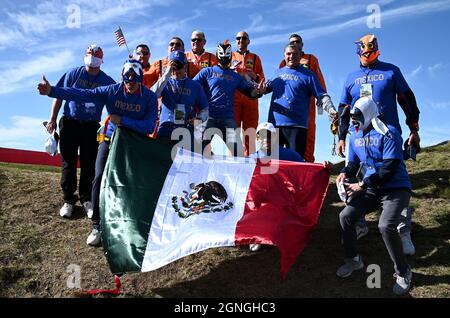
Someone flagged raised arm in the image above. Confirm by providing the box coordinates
[38,75,110,105]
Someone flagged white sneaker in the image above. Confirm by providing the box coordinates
[356,224,369,240]
[249,244,261,252]
[400,232,416,256]
[336,255,364,278]
[83,201,94,219]
[393,268,412,295]
[86,228,101,246]
[59,203,74,218]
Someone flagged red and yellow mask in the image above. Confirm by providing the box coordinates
[355,34,380,66]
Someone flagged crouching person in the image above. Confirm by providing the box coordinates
[335,96,412,295]
[38,59,158,246]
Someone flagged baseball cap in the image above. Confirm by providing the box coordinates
[256,122,276,134]
[169,50,187,65]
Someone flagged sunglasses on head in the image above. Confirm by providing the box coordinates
[191,38,203,43]
[236,36,248,41]
[169,42,182,47]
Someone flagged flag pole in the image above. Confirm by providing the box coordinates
[124,41,131,58]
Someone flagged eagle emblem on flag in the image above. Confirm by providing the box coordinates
[171,181,234,218]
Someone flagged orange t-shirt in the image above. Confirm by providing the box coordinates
[186,51,218,77]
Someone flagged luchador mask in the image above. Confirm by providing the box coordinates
[355,34,380,66]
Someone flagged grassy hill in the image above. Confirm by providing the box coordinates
[0,142,449,298]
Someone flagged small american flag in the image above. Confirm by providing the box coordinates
[114,27,126,47]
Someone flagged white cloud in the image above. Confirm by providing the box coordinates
[273,0,397,24]
[245,14,295,34]
[427,63,447,77]
[212,0,264,9]
[407,65,423,78]
[0,116,48,150]
[426,101,450,110]
[0,50,75,95]
[1,0,176,51]
[420,126,450,147]
[251,1,450,46]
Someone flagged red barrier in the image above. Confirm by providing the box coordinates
[0,147,79,168]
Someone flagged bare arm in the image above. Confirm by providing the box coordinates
[151,61,174,97]
[46,98,62,133]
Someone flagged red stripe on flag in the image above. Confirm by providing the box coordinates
[235,160,330,279]
[0,147,80,168]
[114,28,126,47]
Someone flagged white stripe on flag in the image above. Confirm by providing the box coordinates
[141,149,256,271]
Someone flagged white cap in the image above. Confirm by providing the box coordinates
[256,122,276,134]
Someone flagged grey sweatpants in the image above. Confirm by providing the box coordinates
[356,206,412,233]
[339,188,411,276]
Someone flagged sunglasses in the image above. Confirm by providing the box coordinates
[191,38,203,43]
[173,62,184,70]
[136,51,150,56]
[169,42,182,47]
[290,40,301,44]
[236,36,248,41]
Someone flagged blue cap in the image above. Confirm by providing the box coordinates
[169,50,187,64]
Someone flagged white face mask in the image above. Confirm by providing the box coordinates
[84,55,102,68]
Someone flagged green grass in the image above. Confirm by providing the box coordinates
[0,141,449,298]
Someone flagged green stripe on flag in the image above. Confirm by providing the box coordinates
[100,127,173,274]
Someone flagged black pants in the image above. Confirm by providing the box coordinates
[91,141,110,223]
[59,116,100,204]
[339,188,410,276]
[276,126,307,158]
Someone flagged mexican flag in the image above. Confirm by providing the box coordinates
[100,128,330,278]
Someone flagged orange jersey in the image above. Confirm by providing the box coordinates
[186,51,218,77]
[144,58,199,88]
[232,51,264,157]
[142,65,152,89]
[279,53,326,162]
[232,51,264,83]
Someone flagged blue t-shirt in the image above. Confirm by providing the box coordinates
[158,77,209,137]
[56,66,116,122]
[267,66,325,128]
[193,65,252,119]
[49,83,158,138]
[348,125,411,190]
[340,61,410,133]
[250,147,304,162]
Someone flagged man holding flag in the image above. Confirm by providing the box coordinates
[38,59,158,246]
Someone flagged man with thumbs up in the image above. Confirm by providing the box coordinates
[38,58,158,246]
[44,45,115,220]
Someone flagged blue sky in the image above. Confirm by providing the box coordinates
[0,0,449,163]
